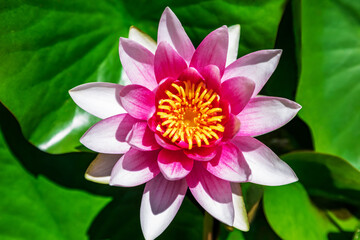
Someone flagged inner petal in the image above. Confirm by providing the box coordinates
[155,80,226,150]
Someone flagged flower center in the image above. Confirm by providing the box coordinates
[156,80,225,150]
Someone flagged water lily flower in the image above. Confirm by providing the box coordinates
[69,7,300,240]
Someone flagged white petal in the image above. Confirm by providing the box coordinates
[141,175,187,240]
[85,154,121,184]
[226,24,240,67]
[129,26,157,54]
[231,183,249,231]
[69,82,126,119]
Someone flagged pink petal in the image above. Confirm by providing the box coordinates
[186,163,234,226]
[119,38,157,90]
[154,134,181,151]
[141,174,187,240]
[158,7,195,63]
[190,26,229,76]
[231,183,249,231]
[184,147,217,161]
[69,82,125,119]
[223,50,282,97]
[178,67,204,84]
[154,41,188,82]
[126,121,160,151]
[85,154,121,184]
[119,84,155,120]
[221,77,255,115]
[158,149,194,180]
[222,114,241,142]
[109,148,160,187]
[203,142,250,182]
[226,25,241,67]
[129,26,157,54]
[232,136,298,186]
[237,96,302,136]
[201,65,221,93]
[80,114,137,154]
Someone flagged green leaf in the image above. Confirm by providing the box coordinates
[0,0,287,154]
[263,182,340,240]
[0,129,111,239]
[282,151,360,205]
[295,0,360,168]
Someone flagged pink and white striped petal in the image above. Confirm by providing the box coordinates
[226,24,240,67]
[221,77,255,115]
[203,142,250,182]
[119,84,155,120]
[141,175,187,240]
[110,148,160,187]
[119,38,157,90]
[223,50,282,97]
[237,96,302,136]
[230,183,249,231]
[190,26,229,76]
[80,114,137,154]
[187,163,234,226]
[129,26,157,54]
[69,82,125,119]
[232,136,298,186]
[158,149,194,180]
[154,41,188,82]
[126,121,160,151]
[158,7,195,63]
[85,154,121,184]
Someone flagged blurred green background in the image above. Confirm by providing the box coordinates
[0,0,359,239]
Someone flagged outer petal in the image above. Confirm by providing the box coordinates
[129,26,157,54]
[141,174,187,240]
[186,163,234,226]
[119,84,155,120]
[85,154,121,184]
[69,82,125,119]
[109,148,160,187]
[158,149,193,180]
[232,136,298,186]
[190,26,229,76]
[80,114,137,154]
[119,38,157,90]
[158,7,195,63]
[221,77,255,115]
[231,183,249,231]
[226,24,240,67]
[203,142,250,182]
[154,41,188,82]
[237,96,302,136]
[223,50,282,97]
[126,121,160,151]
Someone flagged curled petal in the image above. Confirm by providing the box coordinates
[237,96,302,136]
[190,26,229,76]
[158,149,193,180]
[158,7,195,63]
[223,49,282,97]
[232,136,298,186]
[154,41,188,82]
[119,38,157,90]
[226,24,241,67]
[80,114,137,154]
[141,175,187,240]
[129,26,157,54]
[231,183,249,231]
[154,134,181,151]
[126,121,160,151]
[69,82,125,119]
[119,84,155,120]
[203,142,250,182]
[187,163,234,226]
[221,77,255,115]
[110,148,160,187]
[85,154,121,184]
